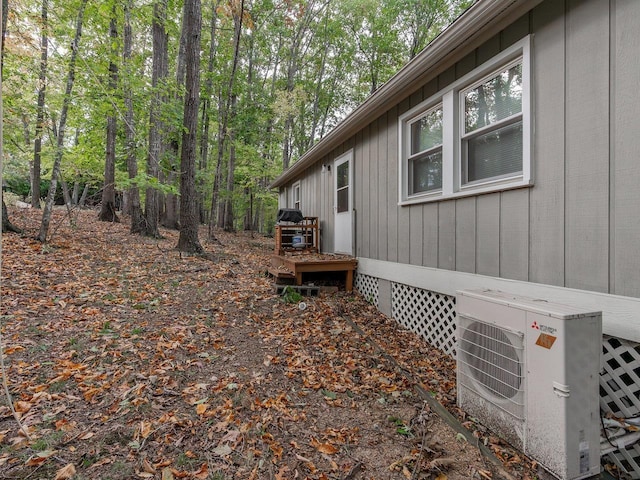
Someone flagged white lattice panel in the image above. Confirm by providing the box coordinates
[355,273,379,307]
[601,336,640,478]
[391,283,456,356]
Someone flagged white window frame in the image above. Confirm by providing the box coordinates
[293,181,301,210]
[406,103,443,197]
[399,36,532,205]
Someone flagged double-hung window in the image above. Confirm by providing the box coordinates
[461,60,523,186]
[408,105,443,195]
[399,36,531,204]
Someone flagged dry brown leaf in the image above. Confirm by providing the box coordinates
[15,401,32,413]
[54,463,76,480]
[25,450,57,466]
[140,420,153,439]
[275,464,289,480]
[161,467,175,480]
[142,457,156,474]
[88,457,112,469]
[196,403,208,415]
[192,463,209,479]
[314,442,338,455]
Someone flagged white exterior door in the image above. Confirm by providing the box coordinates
[334,151,353,254]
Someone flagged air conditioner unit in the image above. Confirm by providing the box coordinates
[456,289,602,480]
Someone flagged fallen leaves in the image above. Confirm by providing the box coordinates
[0,209,516,480]
[310,437,339,455]
[54,463,76,480]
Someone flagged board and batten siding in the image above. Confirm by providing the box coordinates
[341,0,640,301]
[279,0,640,307]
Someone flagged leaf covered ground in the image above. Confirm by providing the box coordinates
[0,208,536,480]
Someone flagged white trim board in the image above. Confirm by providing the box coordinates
[358,257,640,343]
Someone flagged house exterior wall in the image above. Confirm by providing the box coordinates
[278,0,640,301]
[278,2,640,473]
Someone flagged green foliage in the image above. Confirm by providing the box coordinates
[281,286,303,304]
[118,173,179,196]
[1,0,469,233]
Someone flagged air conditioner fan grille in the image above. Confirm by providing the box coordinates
[459,318,523,401]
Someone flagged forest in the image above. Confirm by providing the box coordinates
[1,0,471,248]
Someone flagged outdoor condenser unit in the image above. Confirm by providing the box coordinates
[456,289,602,480]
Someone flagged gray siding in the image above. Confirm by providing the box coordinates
[564,0,610,293]
[282,0,640,300]
[529,0,565,287]
[612,1,640,297]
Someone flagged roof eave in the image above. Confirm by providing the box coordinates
[269,0,544,189]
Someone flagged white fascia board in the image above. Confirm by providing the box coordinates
[358,257,640,343]
[269,0,544,189]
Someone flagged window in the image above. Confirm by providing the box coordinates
[399,36,531,204]
[461,60,523,185]
[408,105,443,195]
[293,182,301,210]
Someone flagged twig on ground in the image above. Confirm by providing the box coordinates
[0,326,32,441]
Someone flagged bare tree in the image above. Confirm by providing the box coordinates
[37,0,88,243]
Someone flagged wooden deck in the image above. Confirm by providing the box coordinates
[268,254,358,292]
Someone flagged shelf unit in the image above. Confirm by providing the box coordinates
[274,217,319,255]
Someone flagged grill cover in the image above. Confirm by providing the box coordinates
[276,208,304,223]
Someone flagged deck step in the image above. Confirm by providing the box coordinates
[267,267,295,279]
[275,284,320,297]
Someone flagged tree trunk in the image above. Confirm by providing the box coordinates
[198,0,219,225]
[99,8,120,223]
[31,0,48,208]
[162,2,188,231]
[177,0,204,254]
[143,0,169,238]
[223,94,236,232]
[243,187,252,231]
[210,0,244,234]
[98,9,119,222]
[79,183,89,208]
[2,199,21,233]
[123,0,143,232]
[37,0,87,242]
[161,174,178,229]
[72,181,79,205]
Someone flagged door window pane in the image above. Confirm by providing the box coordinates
[337,162,349,189]
[337,188,349,213]
[336,160,349,213]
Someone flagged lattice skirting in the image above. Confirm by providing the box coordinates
[355,273,379,307]
[601,336,640,478]
[390,282,456,357]
[377,280,640,478]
